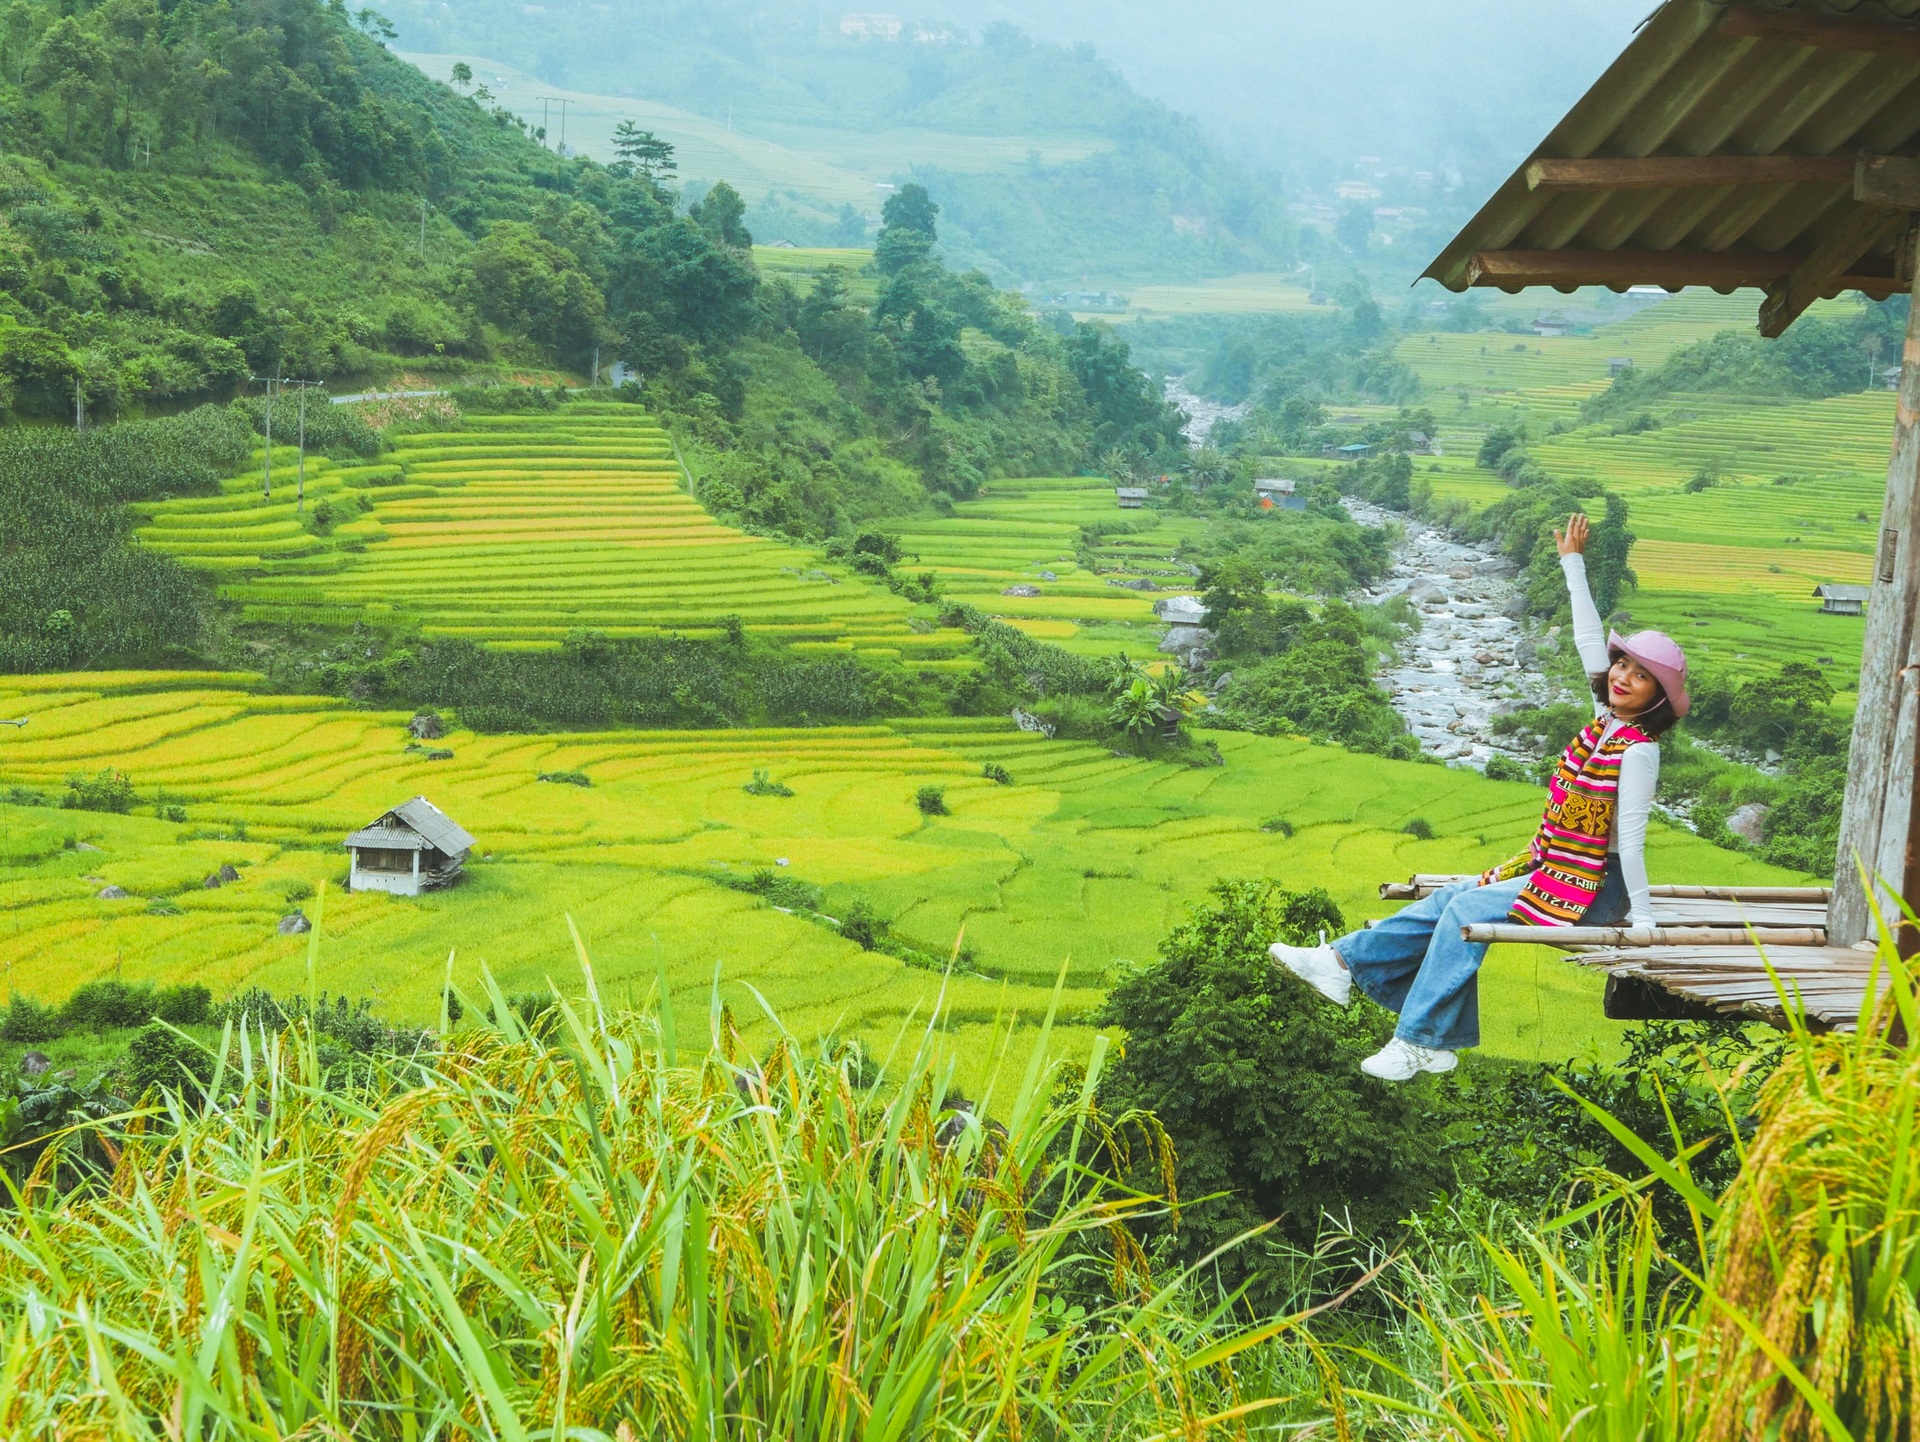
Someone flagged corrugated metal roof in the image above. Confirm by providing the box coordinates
[1424,0,1920,329]
[346,825,429,850]
[344,796,476,855]
[1814,581,1873,597]
[392,796,477,854]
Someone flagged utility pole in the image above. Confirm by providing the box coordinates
[418,198,428,259]
[278,380,326,513]
[73,377,84,431]
[591,344,599,386]
[252,373,281,499]
[538,97,572,154]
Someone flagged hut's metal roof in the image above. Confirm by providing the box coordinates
[345,825,429,851]
[1114,487,1150,498]
[344,796,477,855]
[1813,581,1874,598]
[1423,0,1920,334]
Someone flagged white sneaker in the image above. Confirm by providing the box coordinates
[1360,1037,1457,1082]
[1269,941,1352,1007]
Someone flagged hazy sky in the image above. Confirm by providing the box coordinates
[945,0,1653,185]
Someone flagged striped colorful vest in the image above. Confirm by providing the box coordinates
[1481,713,1652,927]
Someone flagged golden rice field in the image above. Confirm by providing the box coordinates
[0,672,1807,1073]
[135,402,967,662]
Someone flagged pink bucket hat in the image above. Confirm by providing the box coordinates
[1607,629,1691,718]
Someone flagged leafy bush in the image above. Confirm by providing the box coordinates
[61,979,159,1032]
[0,996,61,1043]
[121,1023,214,1101]
[1259,817,1294,836]
[153,984,212,1026]
[1482,754,1532,783]
[1402,817,1435,840]
[839,898,889,950]
[914,785,949,816]
[742,769,794,797]
[62,769,135,814]
[1098,880,1451,1304]
[539,770,593,787]
[982,762,1013,785]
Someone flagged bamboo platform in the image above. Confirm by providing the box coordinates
[1378,875,1883,1030]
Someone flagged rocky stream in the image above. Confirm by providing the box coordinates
[1343,499,1571,770]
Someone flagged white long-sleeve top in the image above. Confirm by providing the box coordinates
[1560,552,1658,926]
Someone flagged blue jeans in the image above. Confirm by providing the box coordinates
[1330,859,1628,1052]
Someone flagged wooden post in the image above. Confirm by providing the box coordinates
[1832,226,1920,947]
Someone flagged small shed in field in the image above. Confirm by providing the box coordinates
[1328,442,1372,461]
[346,796,476,896]
[1115,486,1148,509]
[1813,582,1870,616]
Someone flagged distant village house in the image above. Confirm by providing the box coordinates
[1323,441,1372,460]
[1114,486,1149,509]
[839,12,902,39]
[1812,583,1870,616]
[346,796,476,896]
[1254,477,1307,510]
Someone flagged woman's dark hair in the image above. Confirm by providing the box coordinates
[1592,653,1678,738]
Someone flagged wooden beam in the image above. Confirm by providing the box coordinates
[1650,884,1832,902]
[1857,154,1920,210]
[1719,2,1920,56]
[1525,155,1856,190]
[1465,248,1897,293]
[1759,205,1909,339]
[1463,924,1828,947]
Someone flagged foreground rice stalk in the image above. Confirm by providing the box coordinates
[1351,1201,1691,1442]
[1686,906,1920,1442]
[0,952,1300,1438]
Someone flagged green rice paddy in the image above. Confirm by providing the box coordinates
[891,476,1209,655]
[0,671,1805,1078]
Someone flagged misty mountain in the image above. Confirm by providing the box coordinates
[385,0,1295,282]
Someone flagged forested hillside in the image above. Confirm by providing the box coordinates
[381,0,1293,281]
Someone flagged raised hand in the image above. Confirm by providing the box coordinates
[1554,512,1590,556]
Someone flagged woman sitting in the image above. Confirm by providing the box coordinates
[1269,511,1691,1081]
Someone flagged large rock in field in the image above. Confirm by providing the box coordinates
[97,885,129,900]
[278,910,312,935]
[1001,584,1042,597]
[1727,803,1771,844]
[408,712,446,740]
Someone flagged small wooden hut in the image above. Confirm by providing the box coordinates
[1415,0,1920,1020]
[1114,486,1148,509]
[1813,582,1870,615]
[345,796,476,896]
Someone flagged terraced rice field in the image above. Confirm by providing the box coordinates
[136,402,959,661]
[889,477,1210,655]
[0,672,1806,1066]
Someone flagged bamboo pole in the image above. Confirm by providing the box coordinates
[1462,924,1827,947]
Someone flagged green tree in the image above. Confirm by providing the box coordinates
[466,222,609,359]
[611,122,676,183]
[450,60,471,89]
[30,15,107,145]
[873,183,939,274]
[1098,882,1448,1304]
[689,180,751,249]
